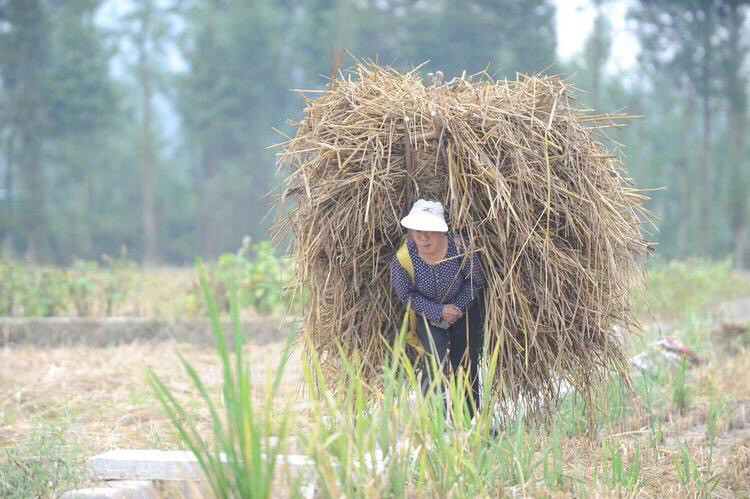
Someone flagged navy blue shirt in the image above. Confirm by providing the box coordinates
[390,236,486,323]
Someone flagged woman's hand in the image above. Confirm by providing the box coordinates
[442,304,463,324]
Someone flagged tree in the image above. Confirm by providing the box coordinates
[720,0,750,267]
[177,0,286,258]
[583,0,613,111]
[407,0,557,78]
[45,0,119,261]
[119,0,176,264]
[630,0,725,257]
[0,0,50,262]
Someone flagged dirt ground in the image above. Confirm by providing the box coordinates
[0,340,306,452]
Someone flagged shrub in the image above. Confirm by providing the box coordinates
[186,238,296,317]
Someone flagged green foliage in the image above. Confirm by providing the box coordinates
[177,0,286,256]
[0,260,19,315]
[542,425,565,488]
[674,445,721,495]
[596,440,641,490]
[0,425,85,498]
[635,371,666,454]
[67,259,98,316]
[0,260,68,316]
[99,249,137,315]
[671,359,691,414]
[0,242,297,318]
[0,0,749,264]
[46,1,116,137]
[148,267,295,498]
[186,239,296,317]
[706,395,727,446]
[0,253,135,317]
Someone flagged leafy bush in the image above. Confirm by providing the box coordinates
[67,260,98,316]
[186,238,296,317]
[0,250,135,317]
[0,262,68,317]
[99,249,136,315]
[0,260,23,315]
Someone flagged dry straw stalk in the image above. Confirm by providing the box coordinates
[274,61,653,418]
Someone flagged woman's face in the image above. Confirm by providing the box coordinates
[410,230,445,254]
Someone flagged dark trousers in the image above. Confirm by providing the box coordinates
[416,296,484,420]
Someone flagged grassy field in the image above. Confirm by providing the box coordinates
[1,259,749,497]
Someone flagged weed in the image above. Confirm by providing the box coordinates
[706,396,727,446]
[0,425,85,498]
[672,358,691,413]
[542,424,565,489]
[597,440,641,489]
[148,266,296,498]
[674,445,721,495]
[100,247,135,315]
[68,260,98,316]
[634,368,667,454]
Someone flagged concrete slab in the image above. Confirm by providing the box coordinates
[88,450,203,481]
[88,449,315,482]
[58,480,155,499]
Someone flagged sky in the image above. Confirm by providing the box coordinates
[555,0,640,73]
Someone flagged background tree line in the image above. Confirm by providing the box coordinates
[0,0,747,266]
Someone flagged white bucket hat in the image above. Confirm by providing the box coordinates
[400,199,449,232]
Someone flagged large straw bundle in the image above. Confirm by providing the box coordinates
[275,62,651,416]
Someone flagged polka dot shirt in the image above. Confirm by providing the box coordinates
[390,235,486,323]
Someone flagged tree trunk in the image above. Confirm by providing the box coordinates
[3,131,15,258]
[698,5,713,257]
[590,0,605,111]
[677,91,694,258]
[23,131,43,264]
[135,2,159,265]
[198,144,221,259]
[735,226,748,269]
[726,0,748,268]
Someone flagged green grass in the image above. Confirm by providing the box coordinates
[674,445,721,495]
[596,440,641,490]
[671,359,691,414]
[148,266,296,498]
[634,257,750,319]
[0,424,85,498]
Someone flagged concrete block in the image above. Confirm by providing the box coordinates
[88,450,203,481]
[59,480,156,499]
[88,449,315,482]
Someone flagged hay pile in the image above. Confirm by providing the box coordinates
[275,62,651,415]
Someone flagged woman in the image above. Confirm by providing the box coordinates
[390,199,486,420]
